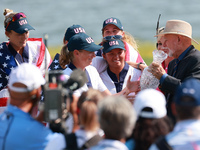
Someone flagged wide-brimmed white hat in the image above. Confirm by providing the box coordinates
[133,89,166,119]
[155,20,198,44]
[8,63,45,92]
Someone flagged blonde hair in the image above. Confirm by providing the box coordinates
[80,100,99,131]
[59,44,74,69]
[78,88,104,108]
[3,8,16,29]
[123,31,138,51]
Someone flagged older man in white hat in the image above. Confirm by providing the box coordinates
[0,63,66,150]
[148,20,200,124]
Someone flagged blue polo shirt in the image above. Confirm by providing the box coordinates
[0,104,65,150]
[107,62,129,93]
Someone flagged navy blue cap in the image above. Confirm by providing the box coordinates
[103,39,125,53]
[174,78,200,106]
[102,17,123,31]
[6,18,34,34]
[64,25,86,42]
[67,33,102,52]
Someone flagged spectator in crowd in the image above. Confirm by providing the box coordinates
[68,88,104,133]
[149,78,200,149]
[91,96,136,150]
[77,88,104,111]
[0,8,52,113]
[126,89,173,150]
[0,63,65,150]
[65,99,103,149]
[148,20,200,123]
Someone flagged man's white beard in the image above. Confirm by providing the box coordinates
[168,48,173,57]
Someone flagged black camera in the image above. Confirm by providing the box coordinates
[43,69,87,124]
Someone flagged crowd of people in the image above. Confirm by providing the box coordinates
[1,8,200,150]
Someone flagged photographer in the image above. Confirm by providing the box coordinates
[0,63,65,150]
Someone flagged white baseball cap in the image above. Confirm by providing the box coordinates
[8,63,45,92]
[134,89,166,119]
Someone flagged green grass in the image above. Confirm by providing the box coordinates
[137,41,155,65]
[48,45,62,59]
[48,41,200,66]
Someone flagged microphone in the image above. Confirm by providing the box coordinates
[59,69,88,91]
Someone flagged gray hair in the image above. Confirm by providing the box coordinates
[98,96,136,140]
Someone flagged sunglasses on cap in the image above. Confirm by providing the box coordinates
[5,12,26,30]
[103,35,123,40]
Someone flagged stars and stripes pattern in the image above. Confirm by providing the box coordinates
[40,53,63,102]
[0,42,17,92]
[0,42,17,107]
[0,38,52,107]
[48,53,63,71]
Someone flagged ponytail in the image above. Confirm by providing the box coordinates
[59,44,74,69]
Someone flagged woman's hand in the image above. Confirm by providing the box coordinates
[126,75,140,93]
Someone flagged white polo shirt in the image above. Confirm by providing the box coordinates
[63,63,107,97]
[100,63,141,94]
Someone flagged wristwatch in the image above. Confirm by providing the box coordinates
[137,62,144,70]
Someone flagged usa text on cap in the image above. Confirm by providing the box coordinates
[6,12,34,34]
[102,17,123,31]
[67,33,102,52]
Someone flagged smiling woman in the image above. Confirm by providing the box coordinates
[61,33,109,98]
[100,38,141,103]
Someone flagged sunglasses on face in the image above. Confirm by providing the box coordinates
[5,12,26,30]
[103,35,123,40]
[156,42,162,49]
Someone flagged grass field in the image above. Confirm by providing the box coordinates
[48,41,200,66]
